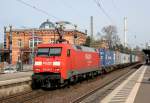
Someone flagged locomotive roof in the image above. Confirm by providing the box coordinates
[37,43,97,52]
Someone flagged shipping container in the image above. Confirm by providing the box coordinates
[130,54,132,63]
[133,54,136,62]
[130,54,136,63]
[120,53,124,64]
[127,54,130,63]
[115,51,121,65]
[99,49,114,67]
[105,50,114,66]
[135,55,138,62]
[120,53,130,64]
[99,48,105,67]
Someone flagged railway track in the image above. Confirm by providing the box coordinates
[72,64,142,103]
[0,63,142,103]
[0,90,48,103]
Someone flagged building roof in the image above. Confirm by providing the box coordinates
[5,19,87,35]
[39,19,55,29]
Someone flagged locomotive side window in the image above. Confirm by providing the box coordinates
[67,49,70,57]
[49,47,62,56]
[37,48,49,56]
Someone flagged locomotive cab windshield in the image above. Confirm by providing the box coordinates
[37,47,62,56]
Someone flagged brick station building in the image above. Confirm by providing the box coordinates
[3,20,87,64]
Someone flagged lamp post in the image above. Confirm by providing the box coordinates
[32,29,35,65]
[74,25,77,45]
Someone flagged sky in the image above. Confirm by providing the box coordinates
[0,0,149,49]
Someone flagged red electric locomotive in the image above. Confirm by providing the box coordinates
[32,43,101,88]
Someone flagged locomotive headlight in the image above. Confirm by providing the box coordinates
[34,61,42,66]
[53,61,60,66]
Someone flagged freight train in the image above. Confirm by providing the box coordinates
[31,43,140,89]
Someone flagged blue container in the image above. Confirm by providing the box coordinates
[99,49,114,67]
[105,50,114,66]
[99,48,106,67]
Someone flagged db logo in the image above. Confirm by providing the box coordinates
[85,54,92,60]
[43,62,52,65]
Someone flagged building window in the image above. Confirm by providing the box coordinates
[29,38,42,48]
[18,39,23,48]
[49,38,55,43]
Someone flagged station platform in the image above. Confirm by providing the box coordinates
[0,71,32,81]
[100,65,150,103]
[0,71,32,87]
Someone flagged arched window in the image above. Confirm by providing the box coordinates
[29,37,42,48]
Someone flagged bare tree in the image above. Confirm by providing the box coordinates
[102,25,120,49]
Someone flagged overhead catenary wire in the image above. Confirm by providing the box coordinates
[58,0,88,32]
[93,0,114,23]
[16,0,60,20]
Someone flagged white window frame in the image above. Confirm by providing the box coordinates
[29,38,42,48]
[18,39,23,48]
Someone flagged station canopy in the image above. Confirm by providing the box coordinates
[143,49,150,58]
[143,49,150,55]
